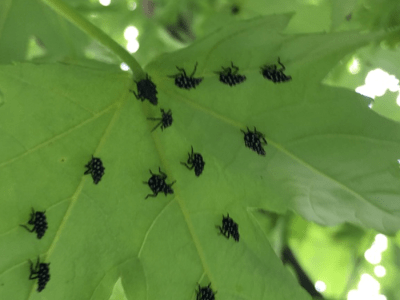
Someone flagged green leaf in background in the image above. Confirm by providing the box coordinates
[2,2,400,300]
[0,0,89,64]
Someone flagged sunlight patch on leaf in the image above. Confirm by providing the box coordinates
[109,278,128,300]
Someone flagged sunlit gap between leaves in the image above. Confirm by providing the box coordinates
[314,233,388,300]
[120,25,140,71]
[352,58,400,108]
[348,234,388,300]
[99,0,137,10]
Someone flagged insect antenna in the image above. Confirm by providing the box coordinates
[190,62,199,77]
[277,57,285,71]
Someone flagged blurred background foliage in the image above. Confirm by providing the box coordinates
[2,0,400,299]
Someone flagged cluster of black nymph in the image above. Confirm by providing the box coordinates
[20,209,51,292]
[130,58,291,105]
[130,58,290,157]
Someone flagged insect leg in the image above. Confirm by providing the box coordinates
[130,89,140,100]
[150,121,162,132]
[145,193,158,199]
[181,162,194,170]
[20,224,35,232]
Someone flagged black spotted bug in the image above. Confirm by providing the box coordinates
[241,127,267,156]
[130,73,158,105]
[217,213,239,242]
[196,283,216,300]
[20,208,48,239]
[168,62,203,89]
[143,167,176,199]
[147,108,173,132]
[84,155,105,184]
[181,146,205,176]
[28,257,50,292]
[260,57,292,83]
[215,62,246,86]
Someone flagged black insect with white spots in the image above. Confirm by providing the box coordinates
[241,127,267,156]
[168,62,203,89]
[143,167,176,199]
[181,146,205,176]
[130,73,158,105]
[20,208,48,239]
[215,62,246,86]
[260,57,292,83]
[196,283,216,300]
[147,108,173,132]
[28,257,50,292]
[84,155,105,184]
[217,213,239,242]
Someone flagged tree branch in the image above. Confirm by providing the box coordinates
[281,245,324,299]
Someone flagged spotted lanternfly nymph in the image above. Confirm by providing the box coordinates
[84,155,105,184]
[215,62,246,86]
[168,62,203,89]
[147,108,173,132]
[181,146,205,176]
[28,257,50,292]
[130,73,158,105]
[217,213,239,242]
[196,283,216,300]
[260,57,292,83]
[241,127,267,156]
[143,167,176,199]
[20,208,48,239]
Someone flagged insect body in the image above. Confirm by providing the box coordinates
[181,146,205,176]
[260,57,291,83]
[147,108,173,132]
[130,73,158,105]
[168,62,203,89]
[143,167,176,199]
[20,208,48,239]
[241,127,267,156]
[196,283,216,300]
[217,213,239,242]
[215,62,246,86]
[84,155,105,184]
[28,257,50,292]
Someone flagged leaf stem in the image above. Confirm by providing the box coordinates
[40,0,145,80]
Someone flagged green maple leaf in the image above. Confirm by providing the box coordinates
[1,8,400,300]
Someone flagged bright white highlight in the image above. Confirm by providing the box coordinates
[364,234,388,265]
[315,281,326,292]
[99,0,111,6]
[124,26,139,40]
[364,249,382,264]
[120,63,129,71]
[347,274,385,300]
[127,40,139,53]
[373,234,388,252]
[349,58,360,74]
[128,1,137,10]
[374,266,386,278]
[358,274,380,293]
[356,69,400,100]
